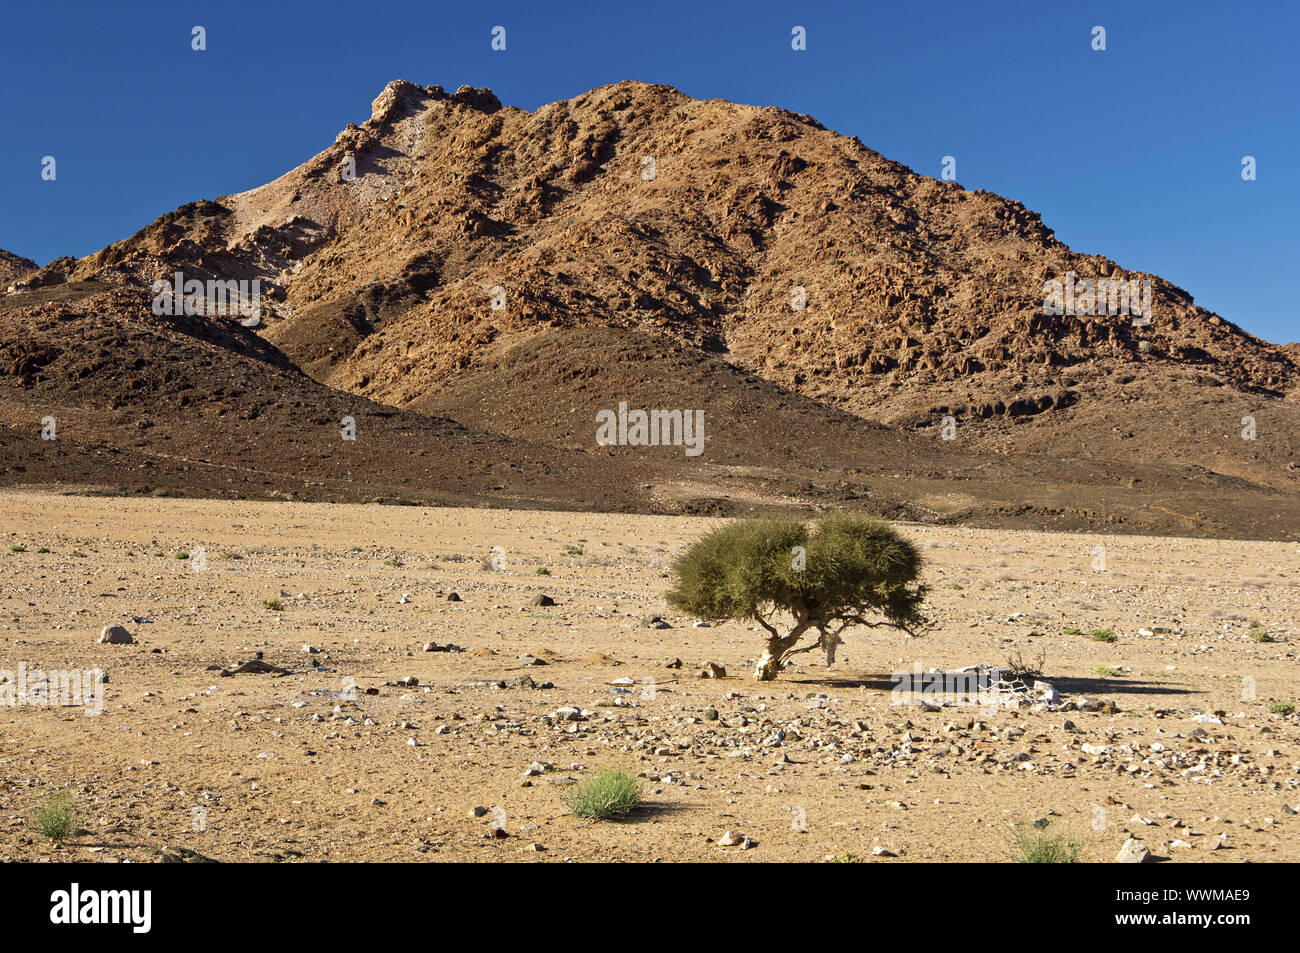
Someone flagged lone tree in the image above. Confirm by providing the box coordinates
[665,513,928,680]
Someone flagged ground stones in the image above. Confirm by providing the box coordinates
[98,624,133,645]
[1115,838,1152,863]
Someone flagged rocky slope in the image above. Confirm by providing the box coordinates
[0,249,36,288]
[4,80,1296,535]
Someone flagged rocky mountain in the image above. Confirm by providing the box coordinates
[4,80,1297,536]
[0,249,36,288]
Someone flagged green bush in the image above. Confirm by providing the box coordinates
[1088,628,1117,643]
[1010,822,1079,863]
[31,791,76,842]
[666,513,926,680]
[565,768,640,820]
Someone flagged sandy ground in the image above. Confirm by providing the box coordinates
[0,489,1296,863]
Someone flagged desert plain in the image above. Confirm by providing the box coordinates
[0,488,1296,863]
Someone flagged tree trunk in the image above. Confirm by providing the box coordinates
[822,628,843,665]
[753,623,813,681]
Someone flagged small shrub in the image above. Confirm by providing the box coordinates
[1268,702,1295,716]
[1010,822,1079,863]
[384,558,403,568]
[1088,629,1117,643]
[1247,622,1273,643]
[31,791,76,842]
[36,546,50,554]
[9,545,26,553]
[1092,666,1121,678]
[831,852,864,863]
[175,551,189,560]
[1062,625,1081,635]
[565,768,640,820]
[535,567,551,576]
[70,550,88,558]
[1005,648,1046,680]
[262,598,285,611]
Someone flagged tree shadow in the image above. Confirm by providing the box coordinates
[780,671,1197,697]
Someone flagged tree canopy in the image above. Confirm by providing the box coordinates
[666,513,927,679]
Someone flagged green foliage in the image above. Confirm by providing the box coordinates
[262,598,284,611]
[665,513,927,679]
[1010,822,1080,863]
[1088,628,1116,643]
[31,791,76,842]
[1267,702,1295,716]
[1092,666,1121,678]
[565,768,640,820]
[666,513,925,632]
[1247,621,1273,642]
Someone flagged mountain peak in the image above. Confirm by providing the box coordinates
[6,80,1297,520]
[0,249,37,288]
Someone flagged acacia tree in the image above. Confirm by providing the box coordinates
[665,513,928,680]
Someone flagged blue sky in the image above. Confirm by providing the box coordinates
[2,0,1295,343]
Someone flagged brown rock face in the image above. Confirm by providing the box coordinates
[3,80,1297,536]
[0,249,37,287]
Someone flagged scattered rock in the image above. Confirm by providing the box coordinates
[98,624,133,645]
[1116,838,1152,863]
[154,845,218,864]
[220,658,292,677]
